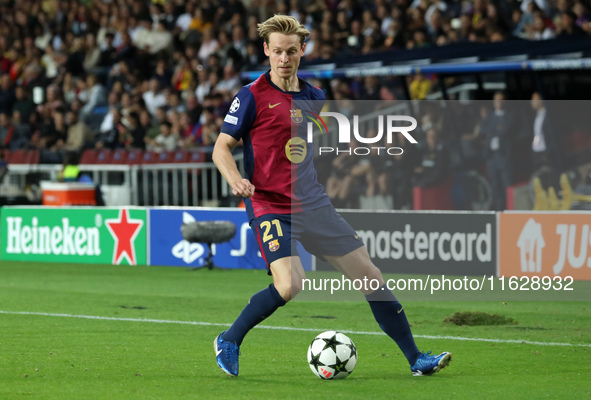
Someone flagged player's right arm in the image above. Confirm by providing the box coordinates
[212,133,255,198]
[213,87,257,198]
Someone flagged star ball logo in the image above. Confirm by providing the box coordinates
[229,97,240,113]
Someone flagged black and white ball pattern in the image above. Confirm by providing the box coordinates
[307,331,357,380]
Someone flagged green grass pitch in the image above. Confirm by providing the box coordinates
[0,261,589,399]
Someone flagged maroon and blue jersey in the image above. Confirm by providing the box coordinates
[221,71,331,222]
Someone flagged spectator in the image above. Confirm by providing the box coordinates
[185,93,203,125]
[83,33,101,72]
[189,7,213,33]
[9,110,31,150]
[98,32,117,67]
[65,35,85,77]
[62,73,78,103]
[198,28,219,63]
[167,92,186,116]
[325,141,373,208]
[413,127,450,188]
[195,68,212,104]
[153,59,172,90]
[38,84,64,120]
[530,92,562,172]
[216,65,241,94]
[485,3,511,37]
[41,44,59,79]
[64,110,94,152]
[145,106,168,142]
[391,132,421,208]
[142,79,167,116]
[574,1,591,29]
[176,2,195,32]
[244,41,264,70]
[178,111,200,148]
[522,0,552,17]
[0,112,13,148]
[147,121,179,152]
[216,30,234,65]
[481,92,516,210]
[134,20,173,55]
[80,74,107,119]
[49,109,68,152]
[232,25,248,61]
[347,20,364,52]
[120,111,145,150]
[0,74,15,114]
[361,76,382,100]
[12,86,35,122]
[116,31,136,65]
[108,61,135,93]
[0,145,7,183]
[171,58,193,91]
[409,74,432,100]
[558,10,586,36]
[97,108,123,150]
[530,11,556,39]
[461,105,487,169]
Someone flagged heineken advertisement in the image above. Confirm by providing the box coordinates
[1,207,147,265]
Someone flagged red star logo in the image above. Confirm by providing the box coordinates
[105,209,144,265]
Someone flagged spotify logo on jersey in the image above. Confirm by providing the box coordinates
[285,137,307,164]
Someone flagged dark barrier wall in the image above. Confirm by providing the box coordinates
[316,211,497,276]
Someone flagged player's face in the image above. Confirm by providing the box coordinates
[264,32,305,80]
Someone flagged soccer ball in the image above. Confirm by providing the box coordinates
[307,331,357,380]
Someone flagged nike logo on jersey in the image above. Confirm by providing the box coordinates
[268,102,281,108]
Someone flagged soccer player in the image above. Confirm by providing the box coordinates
[212,15,451,377]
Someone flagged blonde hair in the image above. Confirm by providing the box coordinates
[257,15,310,46]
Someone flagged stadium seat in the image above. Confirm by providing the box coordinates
[79,149,98,164]
[142,151,168,164]
[27,150,40,164]
[167,149,190,163]
[111,149,129,164]
[126,149,144,165]
[4,150,18,164]
[5,149,39,164]
[189,150,206,163]
[413,178,455,210]
[95,149,113,163]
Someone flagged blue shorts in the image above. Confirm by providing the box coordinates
[251,205,364,269]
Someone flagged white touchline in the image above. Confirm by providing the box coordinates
[0,310,589,348]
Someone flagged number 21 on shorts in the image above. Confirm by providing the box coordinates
[260,219,283,243]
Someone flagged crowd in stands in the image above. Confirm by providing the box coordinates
[0,0,589,208]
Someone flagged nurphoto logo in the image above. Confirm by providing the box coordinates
[304,111,418,156]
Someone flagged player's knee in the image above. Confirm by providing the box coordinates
[363,263,383,284]
[274,279,299,302]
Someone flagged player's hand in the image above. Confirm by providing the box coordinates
[232,179,255,198]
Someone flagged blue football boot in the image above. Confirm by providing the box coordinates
[214,331,240,376]
[411,351,452,376]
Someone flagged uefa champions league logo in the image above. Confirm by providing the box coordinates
[229,98,240,113]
